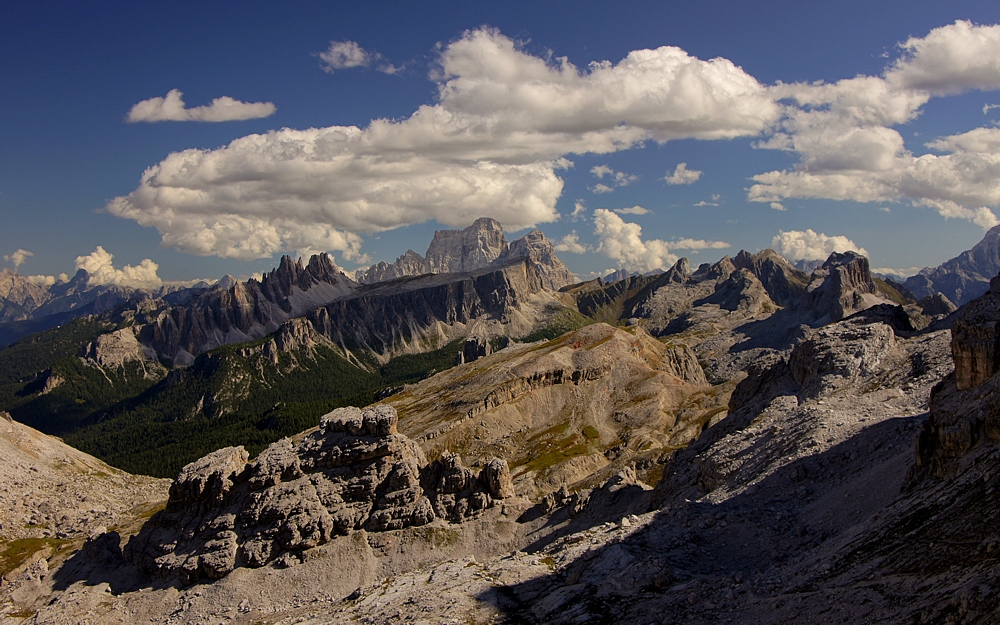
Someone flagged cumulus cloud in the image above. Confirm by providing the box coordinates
[593,209,728,273]
[749,21,1000,229]
[26,275,56,286]
[664,162,702,185]
[570,200,588,220]
[770,202,786,211]
[554,231,589,254]
[614,205,650,215]
[886,20,1000,95]
[75,247,162,289]
[4,249,32,269]
[590,165,638,193]
[318,40,401,75]
[109,28,778,261]
[126,89,276,123]
[770,229,869,262]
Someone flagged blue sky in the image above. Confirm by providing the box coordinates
[2,1,1000,286]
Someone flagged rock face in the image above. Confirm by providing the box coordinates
[496,229,575,291]
[802,251,882,323]
[732,249,808,307]
[356,218,574,291]
[304,258,551,360]
[81,327,155,370]
[129,405,513,582]
[426,217,508,274]
[918,274,1000,474]
[905,223,1000,304]
[134,253,355,366]
[949,275,1000,391]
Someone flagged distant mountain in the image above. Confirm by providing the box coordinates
[357,217,574,290]
[0,268,203,347]
[904,224,1000,305]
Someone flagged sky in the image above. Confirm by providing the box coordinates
[2,1,1000,287]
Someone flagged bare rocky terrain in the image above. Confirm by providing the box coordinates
[5,233,1000,623]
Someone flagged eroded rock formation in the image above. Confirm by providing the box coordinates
[128,405,513,582]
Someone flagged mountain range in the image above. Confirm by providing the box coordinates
[4,218,1000,622]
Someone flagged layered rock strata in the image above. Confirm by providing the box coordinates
[128,405,514,582]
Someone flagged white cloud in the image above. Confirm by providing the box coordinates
[109,28,778,261]
[770,202,786,211]
[126,89,276,123]
[664,162,702,185]
[593,209,728,273]
[770,229,869,262]
[886,20,1000,95]
[570,200,588,220]
[319,41,371,72]
[318,40,401,75]
[694,194,722,207]
[554,231,589,254]
[75,247,163,289]
[26,275,55,286]
[590,165,638,192]
[614,205,650,215]
[748,21,1000,229]
[872,266,922,278]
[672,238,731,251]
[4,248,32,269]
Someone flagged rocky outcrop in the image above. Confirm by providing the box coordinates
[81,327,153,369]
[696,268,776,315]
[905,223,1000,305]
[919,292,958,317]
[803,251,882,323]
[912,276,1000,475]
[949,275,1000,391]
[128,405,513,582]
[789,318,898,397]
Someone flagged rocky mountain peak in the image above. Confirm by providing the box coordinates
[804,250,882,323]
[355,218,573,290]
[733,248,808,306]
[498,228,574,290]
[426,217,508,274]
[904,223,1000,305]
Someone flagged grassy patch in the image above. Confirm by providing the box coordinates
[582,425,600,441]
[520,306,594,343]
[0,537,69,577]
